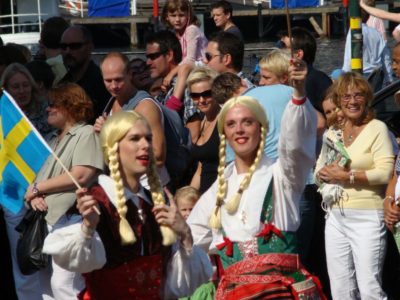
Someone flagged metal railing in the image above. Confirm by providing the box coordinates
[0,0,44,34]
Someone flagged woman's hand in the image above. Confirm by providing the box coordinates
[76,188,100,230]
[153,194,193,250]
[24,183,39,202]
[384,197,400,231]
[289,58,307,98]
[318,159,349,184]
[30,196,48,212]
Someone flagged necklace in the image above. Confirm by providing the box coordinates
[240,210,248,224]
[199,119,215,137]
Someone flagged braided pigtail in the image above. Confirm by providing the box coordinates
[147,154,177,246]
[209,133,227,229]
[224,127,266,214]
[108,143,136,245]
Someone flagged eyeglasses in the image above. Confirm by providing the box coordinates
[59,42,86,50]
[205,53,222,62]
[146,51,166,61]
[341,92,365,102]
[190,90,212,100]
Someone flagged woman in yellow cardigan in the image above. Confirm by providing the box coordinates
[316,72,394,300]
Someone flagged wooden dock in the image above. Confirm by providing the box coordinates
[70,2,341,46]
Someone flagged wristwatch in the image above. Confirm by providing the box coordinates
[32,182,40,196]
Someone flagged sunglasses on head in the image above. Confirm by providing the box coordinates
[190,90,212,100]
[146,51,167,61]
[60,42,86,50]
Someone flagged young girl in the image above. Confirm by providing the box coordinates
[175,186,200,220]
[315,84,349,212]
[161,0,208,112]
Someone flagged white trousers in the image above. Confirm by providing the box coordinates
[325,208,387,300]
[40,214,85,300]
[2,206,42,300]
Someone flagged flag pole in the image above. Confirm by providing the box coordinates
[2,90,100,215]
[49,153,101,215]
[284,0,293,57]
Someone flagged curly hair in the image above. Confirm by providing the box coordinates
[333,72,375,124]
[48,83,93,123]
[100,111,176,245]
[209,96,269,228]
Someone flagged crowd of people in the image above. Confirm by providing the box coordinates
[1,0,400,299]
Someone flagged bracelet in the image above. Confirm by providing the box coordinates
[291,95,307,105]
[349,170,355,184]
[384,195,394,203]
[81,224,95,239]
[32,182,40,196]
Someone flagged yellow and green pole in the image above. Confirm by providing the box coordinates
[349,0,362,73]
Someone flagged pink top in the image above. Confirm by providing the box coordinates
[367,16,387,41]
[178,24,208,64]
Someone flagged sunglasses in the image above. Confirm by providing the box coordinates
[190,90,212,100]
[146,51,166,61]
[60,42,86,50]
[205,53,222,62]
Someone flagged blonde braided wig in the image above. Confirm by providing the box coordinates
[100,111,175,245]
[209,96,269,229]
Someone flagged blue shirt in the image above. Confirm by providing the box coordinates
[342,24,392,84]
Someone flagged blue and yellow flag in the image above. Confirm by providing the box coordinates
[0,91,51,214]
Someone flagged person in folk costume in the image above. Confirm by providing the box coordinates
[187,58,326,299]
[43,110,212,300]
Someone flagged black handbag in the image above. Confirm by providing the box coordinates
[15,209,50,275]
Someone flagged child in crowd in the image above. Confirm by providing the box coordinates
[161,0,208,111]
[174,186,200,220]
[315,84,349,212]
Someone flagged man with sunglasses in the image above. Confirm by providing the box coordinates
[204,32,252,87]
[145,31,201,140]
[60,25,110,120]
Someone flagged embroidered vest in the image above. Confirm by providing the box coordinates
[217,180,297,269]
[80,185,169,300]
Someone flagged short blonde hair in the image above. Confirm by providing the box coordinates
[259,49,290,81]
[186,66,219,91]
[100,111,176,246]
[174,186,200,207]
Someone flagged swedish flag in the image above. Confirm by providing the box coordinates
[0,91,51,213]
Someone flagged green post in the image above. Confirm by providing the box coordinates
[349,0,363,73]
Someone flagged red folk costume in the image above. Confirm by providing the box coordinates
[42,175,213,300]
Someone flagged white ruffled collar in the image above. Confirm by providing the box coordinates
[98,174,152,208]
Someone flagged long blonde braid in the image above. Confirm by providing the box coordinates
[147,153,177,246]
[209,133,227,229]
[108,143,136,245]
